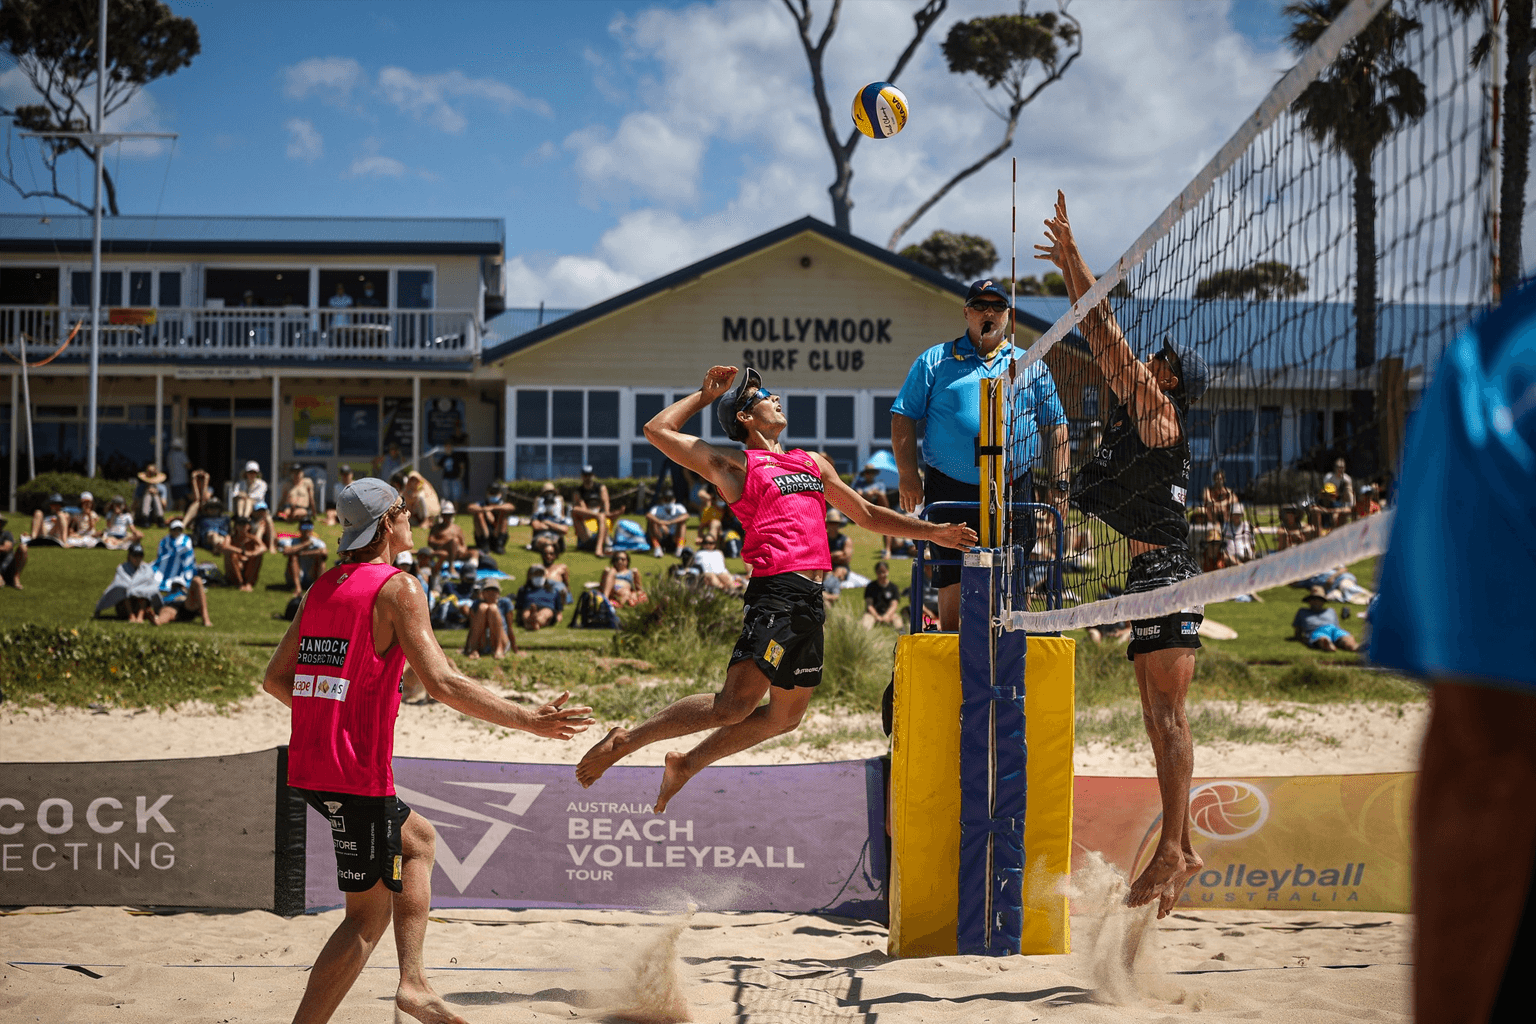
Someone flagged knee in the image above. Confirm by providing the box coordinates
[711,691,758,725]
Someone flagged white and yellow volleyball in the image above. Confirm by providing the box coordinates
[852,81,909,139]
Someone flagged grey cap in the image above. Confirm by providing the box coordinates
[337,478,399,551]
[715,366,764,443]
[1157,337,1210,405]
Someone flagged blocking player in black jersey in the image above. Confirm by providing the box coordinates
[1037,191,1211,918]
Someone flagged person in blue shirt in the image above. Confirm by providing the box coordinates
[151,519,212,626]
[1371,283,1536,1023]
[892,279,1069,630]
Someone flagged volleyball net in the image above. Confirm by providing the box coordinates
[996,0,1491,631]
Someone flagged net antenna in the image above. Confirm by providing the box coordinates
[998,0,1490,631]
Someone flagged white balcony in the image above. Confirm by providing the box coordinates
[0,305,481,363]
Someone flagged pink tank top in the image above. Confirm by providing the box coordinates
[287,562,408,796]
[732,448,833,576]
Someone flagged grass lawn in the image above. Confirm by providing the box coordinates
[0,512,1423,714]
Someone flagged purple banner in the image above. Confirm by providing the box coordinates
[304,758,886,918]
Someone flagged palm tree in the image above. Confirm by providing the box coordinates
[1286,0,1426,474]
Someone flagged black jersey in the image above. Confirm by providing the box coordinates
[577,480,604,507]
[1071,400,1191,547]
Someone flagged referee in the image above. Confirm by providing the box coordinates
[892,279,1070,631]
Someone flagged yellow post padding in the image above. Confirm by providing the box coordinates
[888,633,1075,957]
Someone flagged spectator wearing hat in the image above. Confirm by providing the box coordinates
[1223,503,1258,564]
[276,463,316,522]
[1293,586,1359,652]
[153,519,211,626]
[29,493,71,547]
[94,541,161,623]
[232,460,268,518]
[98,495,141,551]
[224,515,266,592]
[468,482,514,553]
[892,277,1070,631]
[570,465,612,555]
[465,577,515,659]
[426,502,469,582]
[136,462,168,525]
[530,482,570,550]
[515,563,566,630]
[1311,480,1348,532]
[326,464,355,526]
[248,502,277,552]
[190,495,232,554]
[1323,457,1355,507]
[167,437,190,510]
[0,514,27,589]
[824,508,854,571]
[278,519,328,594]
[1353,484,1382,520]
[644,487,688,558]
[67,491,100,547]
[435,440,468,505]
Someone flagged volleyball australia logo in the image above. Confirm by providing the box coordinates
[772,472,824,497]
[1187,781,1272,841]
[392,782,546,893]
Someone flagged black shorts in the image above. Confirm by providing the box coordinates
[730,571,826,689]
[298,788,411,893]
[1124,545,1203,661]
[923,466,1037,588]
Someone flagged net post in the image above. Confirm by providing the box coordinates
[977,378,1005,546]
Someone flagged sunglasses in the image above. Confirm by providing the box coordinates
[735,385,773,416]
[1155,347,1183,380]
[966,300,1010,313]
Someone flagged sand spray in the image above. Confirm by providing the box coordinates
[1060,851,1165,1004]
[609,902,697,1024]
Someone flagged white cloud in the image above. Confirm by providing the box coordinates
[376,67,551,134]
[284,118,323,163]
[502,253,643,307]
[282,57,364,105]
[349,154,407,178]
[564,113,708,205]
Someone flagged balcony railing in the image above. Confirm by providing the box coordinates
[0,305,481,362]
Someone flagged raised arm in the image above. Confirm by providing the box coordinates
[813,452,977,552]
[643,366,748,497]
[1036,191,1181,449]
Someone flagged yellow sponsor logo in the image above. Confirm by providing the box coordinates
[393,855,402,881]
[764,640,785,668]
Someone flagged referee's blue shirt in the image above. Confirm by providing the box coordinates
[891,335,1067,485]
[1371,284,1536,692]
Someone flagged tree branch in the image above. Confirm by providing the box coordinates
[886,107,1023,251]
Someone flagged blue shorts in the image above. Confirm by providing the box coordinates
[1308,623,1350,646]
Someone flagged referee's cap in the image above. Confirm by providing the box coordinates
[965,280,1013,307]
[716,367,765,443]
[338,478,400,551]
[1157,337,1210,405]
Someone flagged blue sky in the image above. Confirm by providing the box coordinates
[2,0,1296,305]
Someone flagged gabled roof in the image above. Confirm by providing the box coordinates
[0,214,504,256]
[482,216,1085,365]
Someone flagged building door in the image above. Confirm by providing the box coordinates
[187,423,233,496]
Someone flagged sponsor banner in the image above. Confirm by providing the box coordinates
[0,751,278,909]
[1073,773,1412,912]
[293,395,337,457]
[304,758,885,916]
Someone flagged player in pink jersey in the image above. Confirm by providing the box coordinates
[262,478,593,1024]
[577,365,976,811]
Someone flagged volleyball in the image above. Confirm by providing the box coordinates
[851,81,909,139]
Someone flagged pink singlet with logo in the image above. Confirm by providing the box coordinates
[287,562,408,796]
[732,448,833,576]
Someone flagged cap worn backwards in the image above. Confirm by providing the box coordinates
[1158,337,1211,406]
[337,478,400,552]
[715,366,764,444]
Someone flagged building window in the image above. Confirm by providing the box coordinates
[872,395,896,440]
[825,395,854,438]
[635,393,664,435]
[158,271,182,307]
[588,391,619,438]
[552,390,584,438]
[785,395,817,440]
[189,397,232,419]
[587,444,619,477]
[552,443,584,478]
[823,445,859,476]
[516,444,548,480]
[71,271,122,307]
[516,390,548,438]
[396,270,434,309]
[631,443,662,477]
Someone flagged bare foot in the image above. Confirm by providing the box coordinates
[396,982,469,1024]
[9,580,22,590]
[1127,846,1185,910]
[654,751,694,813]
[1156,852,1204,919]
[576,726,629,788]
[466,650,480,660]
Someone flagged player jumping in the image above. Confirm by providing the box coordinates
[1036,191,1211,918]
[576,365,977,812]
[262,478,593,1024]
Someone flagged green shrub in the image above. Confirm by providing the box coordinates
[16,473,139,515]
[1192,647,1262,696]
[610,574,738,683]
[819,606,897,712]
[1074,639,1137,708]
[0,624,256,709]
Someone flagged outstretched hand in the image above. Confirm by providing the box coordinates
[931,522,980,551]
[527,691,595,741]
[701,366,739,403]
[1033,190,1075,270]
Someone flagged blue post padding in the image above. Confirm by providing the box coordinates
[956,552,1030,957]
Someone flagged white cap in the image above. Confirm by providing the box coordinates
[168,519,185,530]
[244,460,261,473]
[79,490,93,501]
[440,501,456,516]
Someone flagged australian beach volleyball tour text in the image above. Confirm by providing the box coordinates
[723,316,892,374]
[565,808,806,883]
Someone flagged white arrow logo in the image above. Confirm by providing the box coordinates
[394,782,546,893]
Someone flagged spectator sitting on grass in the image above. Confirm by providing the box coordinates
[1201,468,1238,526]
[250,502,277,553]
[278,519,328,594]
[515,563,566,631]
[67,491,100,547]
[691,532,743,592]
[821,567,842,608]
[136,463,167,525]
[427,501,469,582]
[98,495,141,551]
[570,465,611,555]
[530,482,570,550]
[224,516,265,592]
[465,578,515,659]
[1086,586,1132,644]
[1223,503,1258,563]
[325,464,355,526]
[825,509,854,571]
[275,463,315,522]
[863,561,903,630]
[1293,585,1359,653]
[535,537,571,590]
[1310,481,1350,531]
[1353,484,1382,520]
[192,497,233,555]
[469,482,514,554]
[29,493,70,547]
[645,488,688,558]
[153,519,212,627]
[94,541,160,623]
[0,514,28,589]
[600,550,646,607]
[390,469,441,528]
[232,461,267,518]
